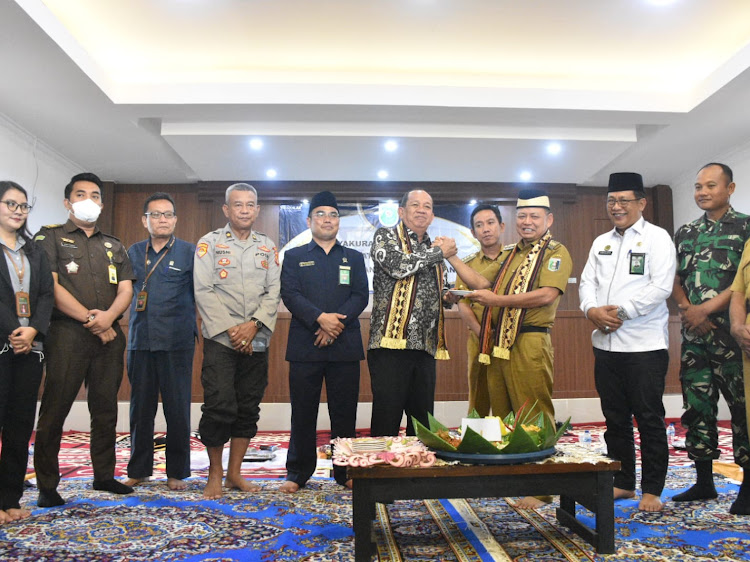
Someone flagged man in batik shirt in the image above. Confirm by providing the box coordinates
[368,189,456,437]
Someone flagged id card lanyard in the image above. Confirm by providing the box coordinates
[135,237,175,311]
[2,246,30,318]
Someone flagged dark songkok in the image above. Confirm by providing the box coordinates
[608,172,643,193]
[517,189,550,209]
[309,190,339,214]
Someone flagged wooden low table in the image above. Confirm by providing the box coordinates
[348,454,620,560]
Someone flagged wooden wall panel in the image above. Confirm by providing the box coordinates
[83,181,682,406]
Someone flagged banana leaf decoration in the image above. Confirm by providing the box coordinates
[413,403,571,455]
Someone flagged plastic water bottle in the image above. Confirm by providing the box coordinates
[580,430,591,445]
[666,423,675,446]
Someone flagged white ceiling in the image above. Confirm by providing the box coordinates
[3,0,750,188]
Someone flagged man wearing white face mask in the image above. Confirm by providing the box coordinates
[32,172,136,507]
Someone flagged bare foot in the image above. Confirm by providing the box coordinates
[225,474,261,493]
[639,493,663,512]
[344,479,353,490]
[614,487,636,500]
[203,466,224,499]
[5,508,31,521]
[279,481,300,493]
[123,477,147,488]
[0,510,11,524]
[167,478,188,491]
[516,496,548,509]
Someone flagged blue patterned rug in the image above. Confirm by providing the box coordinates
[1,467,747,561]
[1,479,355,561]
[373,466,749,561]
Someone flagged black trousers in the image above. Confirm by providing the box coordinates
[34,321,125,490]
[198,339,268,448]
[286,360,360,487]
[368,348,436,437]
[0,349,43,509]
[127,348,194,480]
[594,348,669,496]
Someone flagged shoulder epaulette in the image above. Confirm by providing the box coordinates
[462,251,479,263]
[41,224,62,229]
[503,243,515,250]
[102,233,122,242]
[548,240,561,250]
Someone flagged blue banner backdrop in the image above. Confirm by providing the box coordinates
[279,202,482,289]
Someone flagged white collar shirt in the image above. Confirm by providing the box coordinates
[579,216,676,352]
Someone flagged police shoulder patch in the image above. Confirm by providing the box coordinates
[548,257,562,272]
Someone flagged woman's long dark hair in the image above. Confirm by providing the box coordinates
[0,180,34,248]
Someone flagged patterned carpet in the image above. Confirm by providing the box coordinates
[373,465,749,561]
[1,423,744,561]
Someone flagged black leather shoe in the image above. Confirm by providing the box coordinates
[37,488,66,507]
[93,479,134,495]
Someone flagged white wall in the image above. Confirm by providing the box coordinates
[671,139,750,229]
[0,113,80,231]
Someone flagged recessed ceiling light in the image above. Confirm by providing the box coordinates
[377,170,389,179]
[249,138,264,150]
[469,199,477,205]
[266,168,277,178]
[519,171,532,182]
[546,142,562,155]
[384,140,398,152]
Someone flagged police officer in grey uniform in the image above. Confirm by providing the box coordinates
[193,183,281,499]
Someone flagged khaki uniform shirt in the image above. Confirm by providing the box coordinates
[34,220,134,320]
[730,238,750,301]
[193,224,281,350]
[455,249,504,327]
[493,238,571,328]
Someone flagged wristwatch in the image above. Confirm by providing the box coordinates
[251,318,264,329]
[616,306,629,321]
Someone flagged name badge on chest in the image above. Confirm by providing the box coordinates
[135,291,148,312]
[16,291,31,318]
[106,250,118,284]
[339,265,351,285]
[630,252,645,275]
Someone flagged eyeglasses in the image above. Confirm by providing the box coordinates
[606,197,642,208]
[144,211,176,219]
[312,211,340,219]
[1,200,32,213]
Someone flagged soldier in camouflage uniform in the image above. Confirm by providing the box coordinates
[673,162,750,514]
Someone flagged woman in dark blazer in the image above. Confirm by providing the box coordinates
[0,180,54,523]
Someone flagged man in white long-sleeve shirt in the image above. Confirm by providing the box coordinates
[579,172,676,512]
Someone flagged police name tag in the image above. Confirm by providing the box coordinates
[339,265,351,285]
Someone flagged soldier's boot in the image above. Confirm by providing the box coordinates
[729,474,750,515]
[673,459,717,502]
